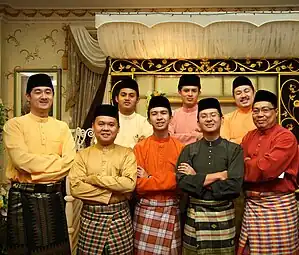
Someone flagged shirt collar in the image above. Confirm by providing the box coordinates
[258,124,278,135]
[95,142,115,151]
[28,112,49,123]
[150,134,170,143]
[119,111,136,120]
[182,104,198,113]
[203,136,222,146]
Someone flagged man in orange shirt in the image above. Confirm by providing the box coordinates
[133,95,183,255]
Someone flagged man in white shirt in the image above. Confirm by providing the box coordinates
[113,78,153,148]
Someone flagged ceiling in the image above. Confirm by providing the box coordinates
[1,0,299,9]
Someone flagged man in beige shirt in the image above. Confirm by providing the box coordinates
[69,104,137,255]
[3,74,76,255]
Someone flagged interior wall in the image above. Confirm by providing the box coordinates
[135,74,277,116]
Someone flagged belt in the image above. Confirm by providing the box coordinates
[11,182,62,193]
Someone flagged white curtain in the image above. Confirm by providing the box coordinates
[96,21,299,59]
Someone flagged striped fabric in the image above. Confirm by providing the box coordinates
[133,198,181,255]
[7,183,71,255]
[77,201,133,255]
[238,192,299,255]
[183,198,235,255]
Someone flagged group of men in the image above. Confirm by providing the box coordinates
[3,73,299,255]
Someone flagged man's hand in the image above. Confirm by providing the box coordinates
[244,157,251,162]
[217,170,228,181]
[177,163,196,175]
[137,166,150,178]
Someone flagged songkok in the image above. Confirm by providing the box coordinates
[197,97,223,117]
[93,104,119,124]
[178,74,201,90]
[26,74,54,94]
[114,77,139,97]
[147,95,172,118]
[253,90,278,108]
[232,76,254,94]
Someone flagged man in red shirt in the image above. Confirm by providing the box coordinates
[238,90,299,255]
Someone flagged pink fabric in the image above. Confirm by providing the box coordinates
[169,105,200,145]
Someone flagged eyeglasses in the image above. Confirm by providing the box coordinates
[198,112,219,120]
[252,107,275,115]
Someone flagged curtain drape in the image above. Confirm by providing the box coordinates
[96,21,299,59]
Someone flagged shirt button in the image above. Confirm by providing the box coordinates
[257,144,260,147]
[209,156,211,159]
[209,150,212,153]
[208,162,211,165]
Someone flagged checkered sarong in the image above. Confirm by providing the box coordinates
[133,198,181,255]
[183,198,235,255]
[238,192,299,255]
[77,201,133,255]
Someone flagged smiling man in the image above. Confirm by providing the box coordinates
[169,74,202,145]
[113,78,152,148]
[221,76,256,144]
[176,97,244,255]
[133,96,183,254]
[3,74,76,254]
[69,104,137,255]
[238,90,299,255]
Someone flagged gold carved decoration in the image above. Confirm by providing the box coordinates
[280,75,299,141]
[111,59,299,74]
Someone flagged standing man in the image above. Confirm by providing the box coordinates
[169,74,202,145]
[238,90,299,255]
[113,77,152,148]
[221,76,256,144]
[133,96,183,254]
[177,98,244,255]
[3,74,75,254]
[69,104,137,255]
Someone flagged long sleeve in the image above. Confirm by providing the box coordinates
[86,150,137,193]
[69,152,112,204]
[3,118,63,174]
[176,146,207,197]
[31,123,76,182]
[209,145,244,200]
[133,138,178,194]
[244,132,297,182]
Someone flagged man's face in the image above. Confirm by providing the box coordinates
[92,116,119,146]
[179,86,200,107]
[234,85,255,109]
[115,88,138,113]
[252,101,277,131]
[26,86,53,112]
[148,107,171,132]
[198,108,223,134]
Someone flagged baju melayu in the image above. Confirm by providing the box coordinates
[133,135,183,255]
[69,143,137,255]
[221,108,256,145]
[177,137,244,255]
[169,105,201,145]
[114,112,153,149]
[4,112,76,255]
[238,124,299,255]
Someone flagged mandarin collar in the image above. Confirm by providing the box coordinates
[258,124,279,136]
[182,104,197,113]
[95,142,115,151]
[150,134,170,143]
[28,112,49,123]
[203,136,222,146]
[119,111,136,120]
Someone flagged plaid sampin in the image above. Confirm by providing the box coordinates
[238,192,299,255]
[77,201,133,255]
[133,198,181,255]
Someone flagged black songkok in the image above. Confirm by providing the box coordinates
[178,74,201,90]
[93,104,119,123]
[114,77,139,97]
[197,97,223,117]
[26,74,54,94]
[147,96,172,118]
[253,90,278,108]
[232,76,254,94]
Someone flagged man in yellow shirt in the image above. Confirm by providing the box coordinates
[3,74,76,254]
[221,76,256,144]
[69,104,137,255]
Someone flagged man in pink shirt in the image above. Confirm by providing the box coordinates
[169,74,202,145]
